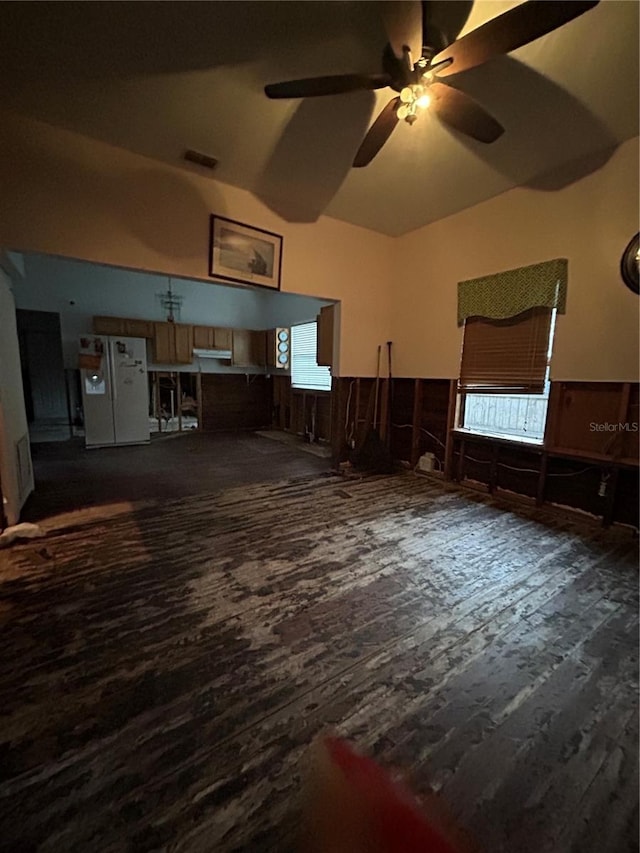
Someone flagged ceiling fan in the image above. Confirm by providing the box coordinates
[264,0,599,167]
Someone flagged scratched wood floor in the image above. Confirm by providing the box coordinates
[0,441,638,852]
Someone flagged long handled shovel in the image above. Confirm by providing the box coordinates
[386,340,393,449]
[373,344,381,433]
[352,344,394,474]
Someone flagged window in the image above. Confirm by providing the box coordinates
[290,322,332,391]
[456,257,566,444]
[458,308,557,443]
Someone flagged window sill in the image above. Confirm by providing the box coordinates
[547,447,639,469]
[452,429,545,452]
[452,431,639,468]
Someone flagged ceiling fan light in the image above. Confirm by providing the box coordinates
[400,87,414,104]
[416,93,431,109]
[397,103,410,120]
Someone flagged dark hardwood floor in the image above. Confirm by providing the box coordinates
[1,435,638,852]
[21,432,329,521]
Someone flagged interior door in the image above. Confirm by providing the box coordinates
[16,310,68,429]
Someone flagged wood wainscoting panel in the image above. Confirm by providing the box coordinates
[200,373,272,431]
[547,382,638,461]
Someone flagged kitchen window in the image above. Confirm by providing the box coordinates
[290,322,332,392]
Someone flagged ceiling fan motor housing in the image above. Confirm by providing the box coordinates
[382,43,410,91]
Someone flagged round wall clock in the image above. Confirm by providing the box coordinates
[620,232,639,294]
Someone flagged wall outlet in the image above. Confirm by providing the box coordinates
[418,452,436,473]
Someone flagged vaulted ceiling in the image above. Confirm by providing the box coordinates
[1,1,638,236]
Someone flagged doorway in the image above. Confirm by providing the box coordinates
[16,309,70,443]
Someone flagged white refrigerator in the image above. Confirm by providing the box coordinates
[79,335,150,448]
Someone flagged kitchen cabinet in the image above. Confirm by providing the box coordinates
[193,325,213,349]
[232,329,252,366]
[153,323,174,363]
[125,318,155,338]
[214,327,232,350]
[316,304,334,367]
[232,329,266,367]
[93,315,127,336]
[93,316,256,366]
[193,325,233,350]
[91,316,234,363]
[174,324,193,363]
[93,316,154,338]
[266,329,276,369]
[251,330,267,367]
[153,322,193,364]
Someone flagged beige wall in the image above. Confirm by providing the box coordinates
[392,137,640,381]
[0,109,637,383]
[0,110,394,377]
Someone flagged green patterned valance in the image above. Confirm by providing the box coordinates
[457,258,567,326]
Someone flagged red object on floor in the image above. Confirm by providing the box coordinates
[324,736,458,853]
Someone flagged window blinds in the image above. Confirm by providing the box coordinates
[459,307,552,395]
[291,322,332,391]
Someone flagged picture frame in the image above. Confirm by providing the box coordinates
[209,215,283,290]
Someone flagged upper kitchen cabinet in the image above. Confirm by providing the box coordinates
[153,322,173,363]
[193,325,233,351]
[93,316,155,338]
[124,318,155,339]
[232,329,266,367]
[153,322,193,364]
[193,325,213,349]
[174,324,193,363]
[316,305,335,367]
[93,316,264,368]
[213,327,233,350]
[93,315,127,336]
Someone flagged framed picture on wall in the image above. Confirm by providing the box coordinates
[209,215,283,290]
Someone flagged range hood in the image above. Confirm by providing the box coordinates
[193,347,232,360]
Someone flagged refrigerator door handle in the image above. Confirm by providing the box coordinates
[107,339,118,443]
[109,342,117,402]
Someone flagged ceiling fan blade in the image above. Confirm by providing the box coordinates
[434,0,599,78]
[430,82,504,143]
[381,1,423,61]
[265,74,391,99]
[353,97,400,168]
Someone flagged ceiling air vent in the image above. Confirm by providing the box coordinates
[183,149,218,171]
